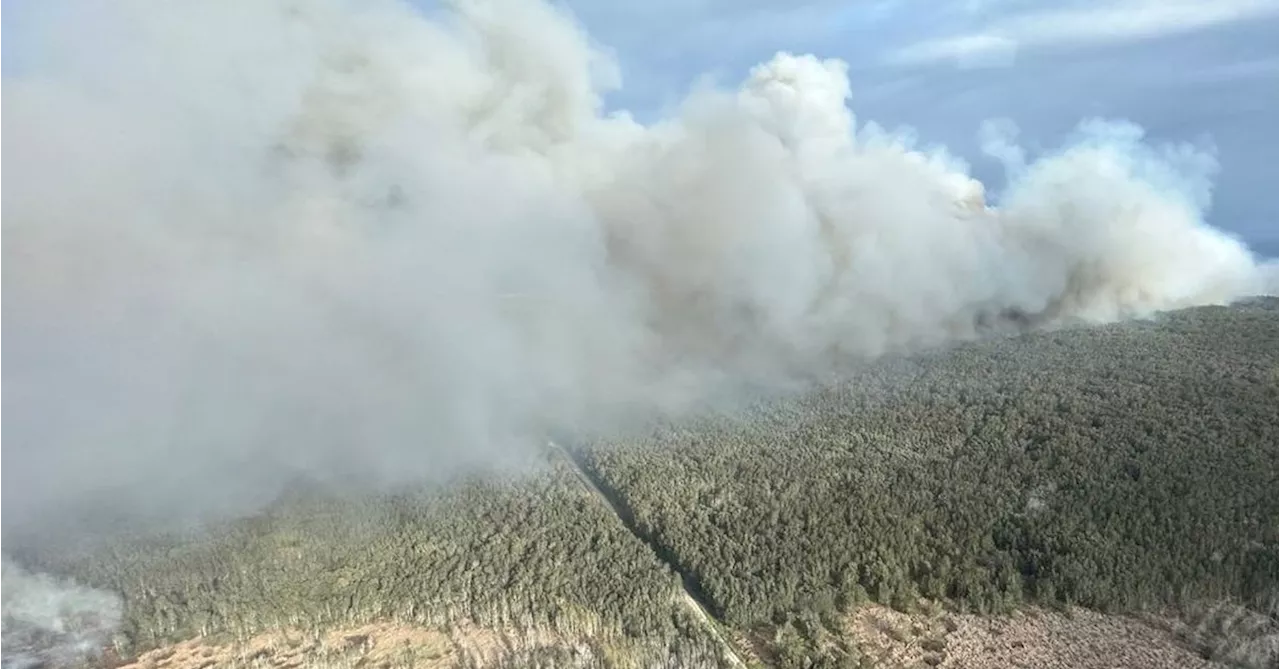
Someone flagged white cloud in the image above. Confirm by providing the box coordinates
[888,33,1019,68]
[886,0,1277,67]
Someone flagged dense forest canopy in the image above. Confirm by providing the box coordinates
[6,299,1275,668]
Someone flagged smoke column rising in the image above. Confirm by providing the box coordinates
[1,559,123,667]
[3,0,1275,541]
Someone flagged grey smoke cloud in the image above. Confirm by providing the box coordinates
[1,558,123,667]
[4,3,1276,660]
[2,0,1274,543]
[564,0,1275,257]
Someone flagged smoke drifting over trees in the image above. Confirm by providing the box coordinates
[6,3,1277,666]
[3,0,1274,548]
[1,559,124,668]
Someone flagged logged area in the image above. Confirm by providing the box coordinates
[7,299,1278,669]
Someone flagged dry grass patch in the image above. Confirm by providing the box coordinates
[845,603,1235,669]
[116,623,451,669]
[113,621,588,669]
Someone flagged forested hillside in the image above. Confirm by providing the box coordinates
[16,462,736,669]
[8,300,1276,669]
[581,298,1279,666]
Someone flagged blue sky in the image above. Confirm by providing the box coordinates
[559,0,1279,257]
[5,0,1276,256]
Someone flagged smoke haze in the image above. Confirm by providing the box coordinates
[1,558,123,668]
[3,0,1276,545]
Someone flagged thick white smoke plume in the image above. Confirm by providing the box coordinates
[4,0,1275,540]
[1,559,123,668]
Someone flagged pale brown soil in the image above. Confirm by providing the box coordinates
[112,621,562,669]
[845,604,1234,669]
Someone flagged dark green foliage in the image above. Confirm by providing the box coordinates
[29,462,733,667]
[582,300,1279,634]
[18,300,1276,668]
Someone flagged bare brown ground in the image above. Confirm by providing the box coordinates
[67,605,1278,669]
[110,621,563,669]
[845,604,1234,669]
